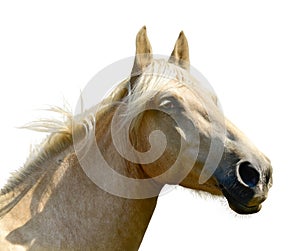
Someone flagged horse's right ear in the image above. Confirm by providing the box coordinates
[169,31,190,70]
[130,26,153,87]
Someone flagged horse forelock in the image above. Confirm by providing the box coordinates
[124,59,196,121]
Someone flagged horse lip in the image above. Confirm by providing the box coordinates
[220,185,262,215]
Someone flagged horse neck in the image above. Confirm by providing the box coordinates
[0,105,160,250]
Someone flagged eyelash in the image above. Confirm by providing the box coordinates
[159,97,181,110]
[160,99,175,109]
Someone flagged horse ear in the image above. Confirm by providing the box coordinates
[130,26,153,87]
[169,31,190,70]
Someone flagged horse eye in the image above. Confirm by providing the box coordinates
[159,95,183,110]
[159,99,175,109]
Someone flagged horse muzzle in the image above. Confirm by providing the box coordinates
[220,186,264,214]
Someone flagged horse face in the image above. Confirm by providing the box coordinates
[136,81,272,214]
[130,27,272,214]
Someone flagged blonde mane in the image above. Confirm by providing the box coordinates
[0,59,196,208]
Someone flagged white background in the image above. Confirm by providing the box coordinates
[0,1,299,250]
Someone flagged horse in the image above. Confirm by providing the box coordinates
[0,26,272,250]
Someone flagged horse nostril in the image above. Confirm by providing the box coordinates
[237,161,260,188]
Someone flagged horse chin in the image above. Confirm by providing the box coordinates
[227,201,262,215]
[221,187,262,215]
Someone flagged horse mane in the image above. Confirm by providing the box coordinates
[0,59,197,217]
[0,110,73,194]
[0,78,130,217]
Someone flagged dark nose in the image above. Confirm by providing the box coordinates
[237,161,260,188]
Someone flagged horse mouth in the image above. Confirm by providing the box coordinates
[221,186,262,215]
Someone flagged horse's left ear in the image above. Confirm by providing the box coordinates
[130,26,153,87]
[169,31,190,70]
